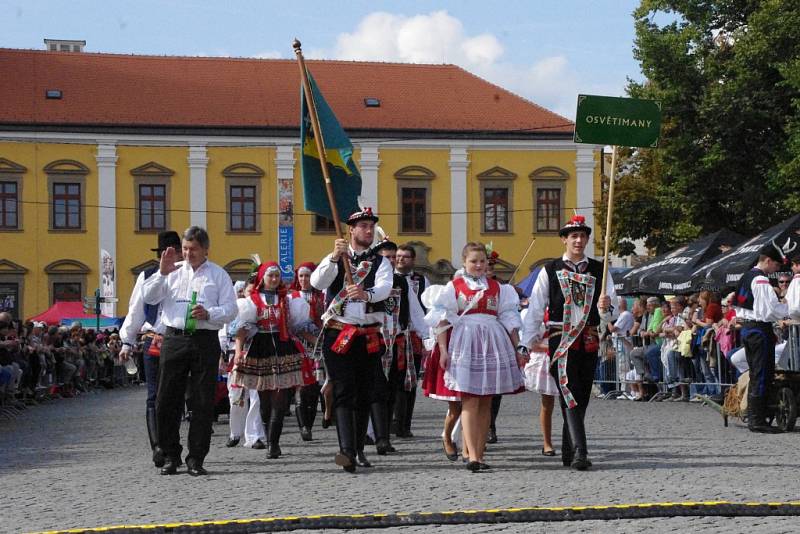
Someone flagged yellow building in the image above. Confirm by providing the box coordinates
[0,48,602,319]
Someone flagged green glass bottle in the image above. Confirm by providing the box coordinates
[184,290,198,333]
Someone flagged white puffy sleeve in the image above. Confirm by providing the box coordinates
[287,294,313,332]
[498,284,522,333]
[422,282,458,327]
[228,297,258,338]
[787,277,800,321]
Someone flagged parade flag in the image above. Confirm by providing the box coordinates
[300,73,362,222]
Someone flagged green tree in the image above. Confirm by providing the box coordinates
[609,0,800,255]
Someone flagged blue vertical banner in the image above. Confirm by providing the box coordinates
[278,226,294,281]
[278,177,295,282]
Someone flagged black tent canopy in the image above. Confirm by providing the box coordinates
[690,214,800,293]
[617,229,744,295]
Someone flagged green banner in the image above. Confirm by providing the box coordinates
[574,94,662,148]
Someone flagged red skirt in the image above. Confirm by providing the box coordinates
[422,332,461,402]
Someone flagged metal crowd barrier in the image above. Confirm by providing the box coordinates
[593,322,800,402]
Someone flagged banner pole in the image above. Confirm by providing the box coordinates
[293,39,353,284]
[507,237,536,284]
[600,145,618,303]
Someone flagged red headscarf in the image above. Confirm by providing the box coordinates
[289,261,324,327]
[250,261,289,341]
[289,262,317,291]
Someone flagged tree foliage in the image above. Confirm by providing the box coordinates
[608,0,800,255]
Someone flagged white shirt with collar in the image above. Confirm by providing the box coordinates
[142,259,238,331]
[119,270,164,347]
[310,245,393,325]
[521,253,617,347]
[733,270,789,323]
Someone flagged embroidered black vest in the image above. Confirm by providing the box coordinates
[326,251,387,313]
[390,274,411,330]
[545,258,604,327]
[735,268,766,311]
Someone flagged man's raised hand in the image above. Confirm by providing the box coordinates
[159,246,181,276]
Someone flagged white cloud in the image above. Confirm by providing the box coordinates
[320,10,591,119]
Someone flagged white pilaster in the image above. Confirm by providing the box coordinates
[449,145,470,267]
[575,145,598,257]
[96,143,118,315]
[358,143,380,211]
[275,144,296,277]
[188,145,208,228]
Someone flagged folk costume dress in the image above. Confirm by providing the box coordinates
[230,287,316,392]
[422,275,524,399]
[289,261,327,440]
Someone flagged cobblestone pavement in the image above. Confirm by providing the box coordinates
[1,385,798,533]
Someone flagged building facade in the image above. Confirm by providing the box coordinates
[0,48,602,318]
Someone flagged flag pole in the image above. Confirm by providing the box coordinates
[293,39,353,284]
[507,237,536,284]
[600,145,618,304]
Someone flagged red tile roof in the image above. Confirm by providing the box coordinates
[0,48,573,136]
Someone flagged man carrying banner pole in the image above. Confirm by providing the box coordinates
[294,40,393,472]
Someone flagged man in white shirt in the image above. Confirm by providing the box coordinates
[311,208,393,473]
[142,226,238,475]
[733,241,789,433]
[119,230,181,468]
[391,244,430,438]
[521,215,615,470]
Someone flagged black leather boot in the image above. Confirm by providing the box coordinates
[564,406,590,470]
[267,410,284,459]
[402,389,417,438]
[560,417,573,467]
[392,390,407,437]
[146,407,165,468]
[295,403,312,442]
[334,406,357,472]
[748,395,779,433]
[370,402,394,455]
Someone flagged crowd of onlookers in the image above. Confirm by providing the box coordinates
[595,274,799,403]
[0,311,141,417]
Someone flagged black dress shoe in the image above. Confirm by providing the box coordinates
[186,458,208,476]
[225,437,240,448]
[335,451,356,473]
[478,462,491,471]
[300,427,313,442]
[356,450,373,467]
[466,460,481,472]
[487,429,498,444]
[572,456,591,471]
[375,439,395,455]
[252,440,266,449]
[152,446,166,468]
[160,458,179,475]
[267,444,282,459]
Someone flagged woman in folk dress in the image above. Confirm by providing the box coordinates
[425,242,527,472]
[230,261,315,459]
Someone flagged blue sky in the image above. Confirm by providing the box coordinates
[3,0,644,119]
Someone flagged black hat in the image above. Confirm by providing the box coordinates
[152,231,181,253]
[373,238,397,253]
[759,239,788,264]
[559,215,592,237]
[347,207,379,225]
